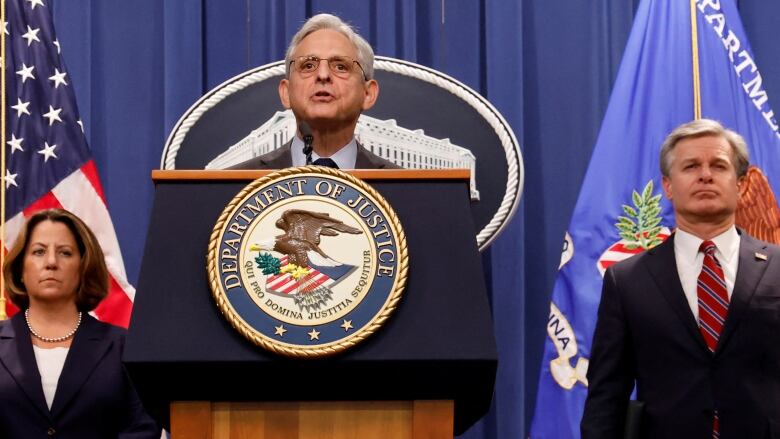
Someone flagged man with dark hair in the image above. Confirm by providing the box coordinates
[581,119,780,438]
[230,14,398,170]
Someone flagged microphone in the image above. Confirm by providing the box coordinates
[300,122,314,165]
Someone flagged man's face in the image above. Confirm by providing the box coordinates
[662,135,743,226]
[279,29,378,131]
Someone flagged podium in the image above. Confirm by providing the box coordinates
[125,170,497,438]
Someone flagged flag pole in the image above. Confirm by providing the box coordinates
[690,0,702,120]
[1,0,7,321]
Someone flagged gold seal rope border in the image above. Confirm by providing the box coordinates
[207,166,408,358]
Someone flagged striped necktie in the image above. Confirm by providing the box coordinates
[697,240,729,352]
[697,240,729,438]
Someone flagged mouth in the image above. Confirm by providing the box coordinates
[693,190,719,198]
[311,90,334,102]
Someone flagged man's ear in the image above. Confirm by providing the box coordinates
[361,80,379,111]
[279,79,291,109]
[662,175,673,200]
[737,175,747,198]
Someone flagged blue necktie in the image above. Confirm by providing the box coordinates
[313,158,339,169]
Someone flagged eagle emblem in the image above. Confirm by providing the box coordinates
[252,209,363,311]
[735,166,780,245]
[209,167,407,357]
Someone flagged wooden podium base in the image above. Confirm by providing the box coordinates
[170,400,454,439]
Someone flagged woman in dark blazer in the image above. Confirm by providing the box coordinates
[0,209,160,438]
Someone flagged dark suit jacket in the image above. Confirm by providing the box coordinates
[581,231,780,439]
[0,313,160,438]
[228,141,401,169]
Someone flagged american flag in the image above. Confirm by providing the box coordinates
[2,0,134,326]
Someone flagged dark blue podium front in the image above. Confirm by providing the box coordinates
[124,170,497,435]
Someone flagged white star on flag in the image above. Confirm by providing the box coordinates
[4,171,19,189]
[37,142,58,162]
[53,39,61,54]
[16,63,35,83]
[77,119,85,133]
[26,0,45,9]
[48,68,68,88]
[43,105,63,125]
[7,134,25,154]
[11,98,31,117]
[21,25,40,46]
[1,18,8,35]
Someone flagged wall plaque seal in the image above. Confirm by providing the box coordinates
[164,56,523,251]
[208,167,408,358]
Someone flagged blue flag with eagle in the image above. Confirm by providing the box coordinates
[530,0,780,437]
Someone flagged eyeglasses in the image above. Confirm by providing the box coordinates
[290,55,368,80]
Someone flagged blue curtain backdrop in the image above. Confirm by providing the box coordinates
[46,1,780,437]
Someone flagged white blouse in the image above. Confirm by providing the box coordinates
[32,345,69,410]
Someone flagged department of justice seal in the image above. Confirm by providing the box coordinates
[207,167,408,358]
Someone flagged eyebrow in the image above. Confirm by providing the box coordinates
[29,242,75,249]
[678,154,730,163]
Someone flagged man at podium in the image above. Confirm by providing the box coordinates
[230,14,398,170]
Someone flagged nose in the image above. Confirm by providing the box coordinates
[315,60,332,82]
[44,249,58,269]
[699,165,713,182]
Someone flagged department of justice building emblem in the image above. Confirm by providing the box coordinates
[207,167,408,358]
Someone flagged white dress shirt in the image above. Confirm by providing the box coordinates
[32,345,69,409]
[673,226,740,321]
[290,136,358,169]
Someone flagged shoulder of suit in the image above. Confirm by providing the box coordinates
[738,228,780,254]
[0,318,10,336]
[227,142,292,170]
[605,252,645,276]
[0,312,24,338]
[260,143,292,162]
[83,314,127,339]
[606,236,673,276]
[375,155,402,169]
[358,144,402,169]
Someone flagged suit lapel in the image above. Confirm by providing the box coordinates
[716,232,769,355]
[49,315,113,418]
[644,235,711,353]
[0,314,52,420]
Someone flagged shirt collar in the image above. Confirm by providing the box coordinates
[674,225,740,264]
[290,136,358,169]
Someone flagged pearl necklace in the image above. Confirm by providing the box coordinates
[25,309,82,343]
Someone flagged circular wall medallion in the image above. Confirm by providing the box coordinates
[208,166,408,357]
[163,56,523,250]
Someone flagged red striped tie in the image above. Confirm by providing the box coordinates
[697,240,729,438]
